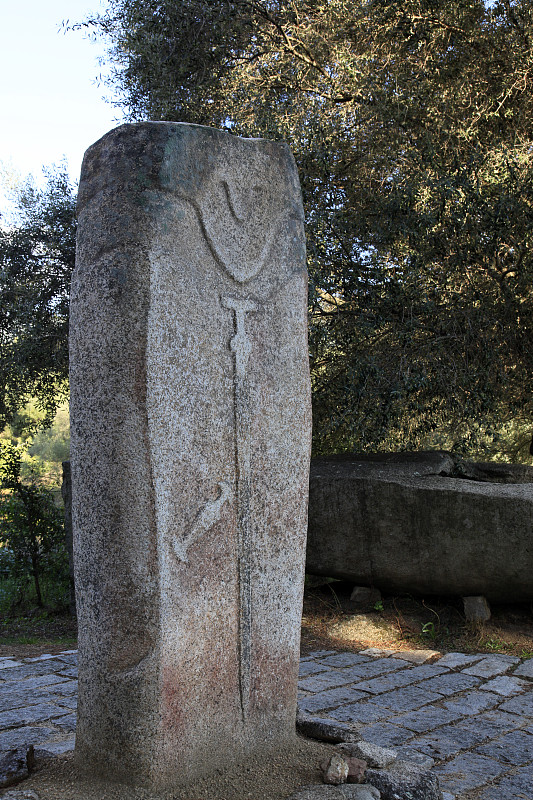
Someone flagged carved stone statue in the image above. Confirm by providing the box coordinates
[70,122,311,789]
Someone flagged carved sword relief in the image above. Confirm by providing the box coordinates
[221,294,258,721]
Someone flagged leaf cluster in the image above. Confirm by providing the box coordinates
[0,441,68,609]
[73,1,533,455]
[0,167,76,432]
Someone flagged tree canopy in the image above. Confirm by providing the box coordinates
[0,167,76,432]
[74,1,533,457]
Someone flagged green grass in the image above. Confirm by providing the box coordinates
[0,633,76,647]
[0,575,76,648]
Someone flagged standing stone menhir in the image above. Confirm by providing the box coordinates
[70,122,312,789]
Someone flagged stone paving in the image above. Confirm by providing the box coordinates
[299,648,533,799]
[1,648,532,798]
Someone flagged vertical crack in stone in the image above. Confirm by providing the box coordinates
[222,295,258,723]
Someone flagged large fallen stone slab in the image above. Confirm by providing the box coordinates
[307,452,533,601]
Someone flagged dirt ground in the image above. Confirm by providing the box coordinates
[300,580,533,658]
[1,581,532,660]
[9,738,338,800]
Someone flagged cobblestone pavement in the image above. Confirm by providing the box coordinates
[1,648,532,798]
[299,648,533,799]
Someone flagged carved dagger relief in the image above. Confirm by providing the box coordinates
[172,481,233,564]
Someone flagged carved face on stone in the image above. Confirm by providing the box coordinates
[161,129,289,283]
[201,177,281,283]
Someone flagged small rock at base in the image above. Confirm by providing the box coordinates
[322,755,349,785]
[297,714,361,743]
[346,757,367,783]
[366,760,441,800]
[462,595,491,623]
[337,742,397,769]
[0,747,35,789]
[0,791,40,799]
[349,587,382,606]
[286,785,381,799]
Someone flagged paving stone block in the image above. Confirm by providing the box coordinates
[0,675,68,697]
[299,687,368,713]
[337,740,397,768]
[393,748,435,770]
[366,760,441,800]
[0,703,69,729]
[287,786,380,800]
[480,675,529,696]
[1,789,41,799]
[54,695,77,711]
[353,664,448,694]
[0,746,34,789]
[475,729,533,765]
[55,653,78,666]
[56,666,77,679]
[500,689,533,717]
[434,752,506,793]
[405,725,487,760]
[298,672,356,693]
[44,680,78,696]
[0,727,54,752]
[513,658,533,679]
[53,713,77,732]
[299,661,331,677]
[307,650,337,659]
[410,708,521,758]
[355,722,415,748]
[0,661,69,682]
[436,652,484,669]
[478,763,533,800]
[296,715,361,743]
[479,784,526,800]
[339,659,409,682]
[24,655,59,663]
[391,706,463,733]
[320,653,373,669]
[454,709,526,740]
[359,648,397,657]
[443,689,501,715]
[329,702,392,725]
[367,685,442,712]
[417,672,481,696]
[462,655,520,678]
[393,650,441,664]
[35,737,76,757]
[0,689,51,714]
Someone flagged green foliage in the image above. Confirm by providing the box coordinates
[0,441,69,610]
[26,402,70,488]
[0,165,76,433]
[82,0,533,457]
[0,400,69,490]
